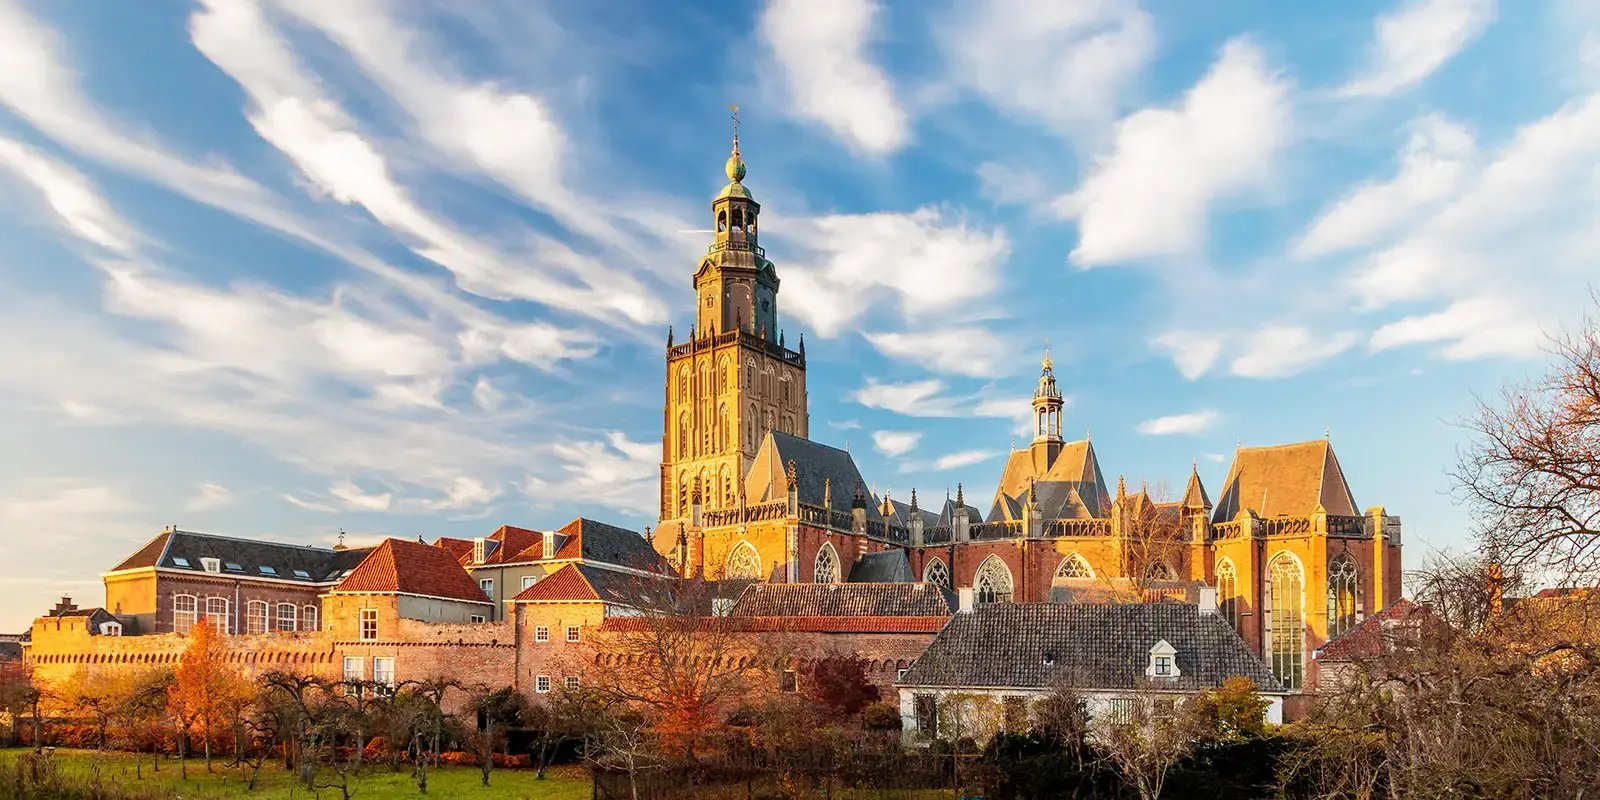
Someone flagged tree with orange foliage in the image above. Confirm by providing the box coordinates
[168,616,248,775]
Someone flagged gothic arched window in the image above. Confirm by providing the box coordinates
[721,465,734,506]
[975,555,1014,604]
[719,404,730,451]
[678,413,690,459]
[924,558,949,589]
[1266,553,1305,690]
[717,210,727,233]
[1056,553,1094,579]
[1146,561,1175,580]
[1216,558,1239,632]
[1328,554,1361,638]
[814,543,840,584]
[678,474,690,517]
[726,542,762,581]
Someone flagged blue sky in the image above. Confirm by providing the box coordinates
[1,0,1597,631]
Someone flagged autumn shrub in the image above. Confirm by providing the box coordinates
[861,702,901,731]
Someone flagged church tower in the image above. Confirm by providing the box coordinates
[659,122,809,526]
[1030,350,1064,473]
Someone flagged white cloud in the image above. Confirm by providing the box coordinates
[1058,38,1290,266]
[328,480,393,511]
[776,207,1010,337]
[852,379,1024,418]
[1339,0,1496,97]
[1296,115,1475,258]
[941,0,1153,132]
[0,136,138,254]
[1136,410,1219,436]
[184,483,234,512]
[401,475,503,512]
[864,328,1013,377]
[1369,297,1542,359]
[872,430,921,457]
[898,449,1002,473]
[1152,332,1223,380]
[1229,326,1358,378]
[760,0,908,154]
[0,478,141,523]
[546,432,659,517]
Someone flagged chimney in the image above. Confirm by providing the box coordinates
[1487,562,1504,616]
[958,587,975,613]
[1196,585,1218,615]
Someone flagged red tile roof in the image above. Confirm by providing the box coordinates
[335,538,490,604]
[511,564,599,602]
[1316,599,1432,661]
[510,563,646,604]
[598,615,948,634]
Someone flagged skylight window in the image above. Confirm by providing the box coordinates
[172,557,191,568]
[293,569,311,580]
[224,562,244,572]
[259,566,277,576]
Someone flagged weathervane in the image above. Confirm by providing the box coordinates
[729,104,741,150]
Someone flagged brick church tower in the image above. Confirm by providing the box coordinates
[658,128,809,528]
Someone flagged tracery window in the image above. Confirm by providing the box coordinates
[726,542,762,581]
[1146,561,1176,580]
[246,600,269,635]
[1056,553,1094,579]
[1215,558,1239,632]
[1266,553,1305,690]
[1328,554,1361,638]
[814,543,840,584]
[975,555,1014,604]
[923,558,949,589]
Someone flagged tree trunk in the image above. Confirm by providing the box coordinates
[203,718,213,772]
[30,698,42,753]
[178,725,189,781]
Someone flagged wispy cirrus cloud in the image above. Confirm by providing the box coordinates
[1136,410,1219,436]
[897,449,1002,473]
[1338,0,1496,97]
[853,379,1023,419]
[760,0,908,154]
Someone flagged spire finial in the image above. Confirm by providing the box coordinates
[725,105,746,183]
[1042,345,1053,373]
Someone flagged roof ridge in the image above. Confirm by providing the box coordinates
[172,529,337,552]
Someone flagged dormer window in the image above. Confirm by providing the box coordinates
[100,621,122,636]
[472,538,487,564]
[543,531,557,558]
[1146,639,1181,679]
[200,557,221,573]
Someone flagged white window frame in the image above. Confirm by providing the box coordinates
[564,676,580,690]
[200,557,221,573]
[469,615,486,624]
[276,603,297,632]
[343,656,363,681]
[479,578,494,598]
[535,675,551,693]
[521,575,538,591]
[534,625,549,642]
[173,594,197,634]
[360,608,378,641]
[566,626,581,642]
[372,657,395,687]
[205,597,229,633]
[246,600,269,635]
[100,622,123,636]
[302,605,318,631]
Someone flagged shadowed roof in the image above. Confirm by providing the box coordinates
[901,603,1280,692]
[1212,440,1358,523]
[731,582,955,617]
[848,550,915,583]
[334,538,490,604]
[747,431,882,520]
[111,529,370,583]
[510,563,646,604]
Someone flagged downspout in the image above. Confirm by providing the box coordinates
[233,580,241,635]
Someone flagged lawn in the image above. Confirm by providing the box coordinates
[0,748,593,800]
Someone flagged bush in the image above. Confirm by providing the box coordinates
[862,702,902,731]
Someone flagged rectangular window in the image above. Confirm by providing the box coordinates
[258,565,277,576]
[246,601,269,634]
[480,578,494,598]
[276,603,297,632]
[201,557,221,573]
[779,669,798,693]
[564,676,580,690]
[521,575,538,591]
[293,569,311,580]
[536,675,551,693]
[469,615,486,624]
[534,626,549,642]
[896,668,908,682]
[372,657,395,687]
[205,597,229,633]
[360,608,378,641]
[302,606,318,631]
[173,595,197,634]
[343,656,363,681]
[1155,656,1172,676]
[914,694,937,734]
[1109,698,1136,723]
[566,626,580,642]
[172,557,191,568]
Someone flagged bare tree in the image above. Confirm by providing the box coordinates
[1454,301,1600,581]
[1093,686,1205,800]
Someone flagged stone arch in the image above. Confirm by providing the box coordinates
[814,542,840,584]
[725,541,762,581]
[1328,552,1361,638]
[1055,553,1094,580]
[1265,551,1306,690]
[923,557,949,589]
[1215,557,1240,631]
[975,555,1014,604]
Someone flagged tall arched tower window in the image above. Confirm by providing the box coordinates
[1215,558,1239,632]
[975,555,1014,604]
[924,558,949,589]
[813,543,840,584]
[726,542,762,581]
[1266,553,1305,690]
[1328,554,1361,638]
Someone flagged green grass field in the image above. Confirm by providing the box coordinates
[0,748,593,800]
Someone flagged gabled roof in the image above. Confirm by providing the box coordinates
[111,529,369,583]
[333,538,490,604]
[1182,467,1212,509]
[547,517,669,571]
[900,603,1280,692]
[510,563,645,604]
[1316,599,1433,661]
[449,525,543,566]
[848,550,915,583]
[730,582,956,618]
[746,431,881,520]
[881,498,940,530]
[988,441,1111,523]
[1212,440,1359,523]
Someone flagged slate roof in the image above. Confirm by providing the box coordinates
[548,518,668,571]
[1316,599,1432,662]
[1212,440,1359,523]
[731,582,956,618]
[333,538,491,604]
[848,550,915,583]
[882,498,941,529]
[988,441,1111,523]
[900,603,1281,692]
[54,607,120,631]
[1181,467,1212,509]
[110,529,371,583]
[510,563,648,604]
[750,431,882,520]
